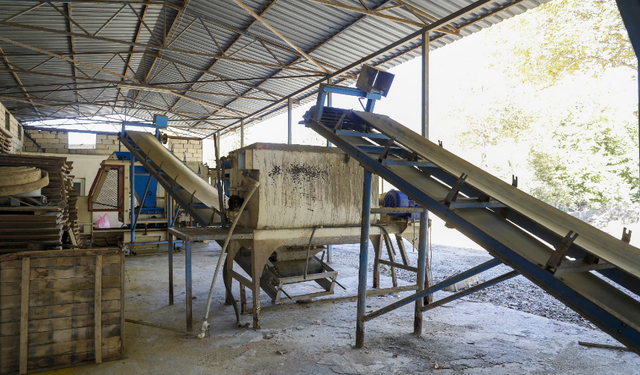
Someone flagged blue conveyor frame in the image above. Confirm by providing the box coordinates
[303,106,640,355]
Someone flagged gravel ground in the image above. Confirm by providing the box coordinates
[329,241,598,330]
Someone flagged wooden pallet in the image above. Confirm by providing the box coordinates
[0,248,124,374]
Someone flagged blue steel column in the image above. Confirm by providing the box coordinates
[130,155,135,245]
[185,240,192,331]
[356,170,373,348]
[414,208,427,334]
[168,197,174,306]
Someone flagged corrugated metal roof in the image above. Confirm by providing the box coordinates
[0,0,549,137]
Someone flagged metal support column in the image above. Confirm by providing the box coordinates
[240,118,245,148]
[421,31,429,138]
[326,79,333,148]
[414,208,427,334]
[356,170,373,348]
[420,31,432,306]
[185,241,192,331]
[129,155,135,245]
[168,197,174,306]
[288,97,293,144]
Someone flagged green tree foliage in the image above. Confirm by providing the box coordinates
[504,0,637,86]
[451,0,638,211]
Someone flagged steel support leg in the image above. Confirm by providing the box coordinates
[356,170,373,348]
[185,241,192,331]
[414,209,427,334]
[168,233,174,306]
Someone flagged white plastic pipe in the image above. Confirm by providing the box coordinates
[198,178,260,338]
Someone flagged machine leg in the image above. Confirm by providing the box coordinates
[240,285,247,315]
[185,241,192,332]
[414,209,428,335]
[371,235,382,289]
[168,233,174,306]
[356,170,373,348]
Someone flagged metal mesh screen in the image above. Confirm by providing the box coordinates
[90,166,124,211]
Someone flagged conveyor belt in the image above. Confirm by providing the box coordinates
[119,131,220,226]
[303,106,640,355]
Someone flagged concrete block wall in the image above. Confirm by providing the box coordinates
[0,103,24,153]
[167,138,203,162]
[23,130,119,155]
[23,130,203,162]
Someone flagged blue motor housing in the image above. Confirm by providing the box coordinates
[383,189,421,220]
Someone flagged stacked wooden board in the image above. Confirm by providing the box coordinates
[0,154,80,252]
[0,248,124,374]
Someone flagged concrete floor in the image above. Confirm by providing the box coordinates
[41,243,640,375]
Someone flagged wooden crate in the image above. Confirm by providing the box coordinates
[0,248,124,374]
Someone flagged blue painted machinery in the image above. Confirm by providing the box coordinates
[383,190,420,220]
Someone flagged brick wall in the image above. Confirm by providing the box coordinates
[0,103,24,153]
[23,129,203,162]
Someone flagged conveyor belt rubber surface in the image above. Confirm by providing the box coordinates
[304,107,640,355]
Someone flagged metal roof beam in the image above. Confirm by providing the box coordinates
[305,0,458,35]
[166,0,279,115]
[0,45,43,120]
[233,0,330,74]
[0,36,139,82]
[207,0,498,137]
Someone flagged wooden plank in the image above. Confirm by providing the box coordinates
[19,257,30,375]
[27,335,122,358]
[27,324,121,346]
[0,319,19,335]
[29,288,121,307]
[28,312,121,333]
[27,300,121,321]
[0,294,22,310]
[30,265,96,280]
[0,248,120,262]
[356,111,640,279]
[31,256,95,268]
[94,254,103,364]
[1,276,119,296]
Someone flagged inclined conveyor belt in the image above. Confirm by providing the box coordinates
[303,106,640,354]
[119,131,220,227]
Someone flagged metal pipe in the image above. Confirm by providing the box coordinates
[240,118,245,148]
[422,31,429,139]
[168,194,173,305]
[132,172,153,228]
[421,270,518,313]
[287,97,293,144]
[364,258,502,322]
[168,234,174,306]
[130,154,135,245]
[304,226,319,280]
[185,240,192,331]
[414,208,427,334]
[356,170,373,348]
[198,177,260,338]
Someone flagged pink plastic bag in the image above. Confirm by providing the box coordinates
[96,214,111,229]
